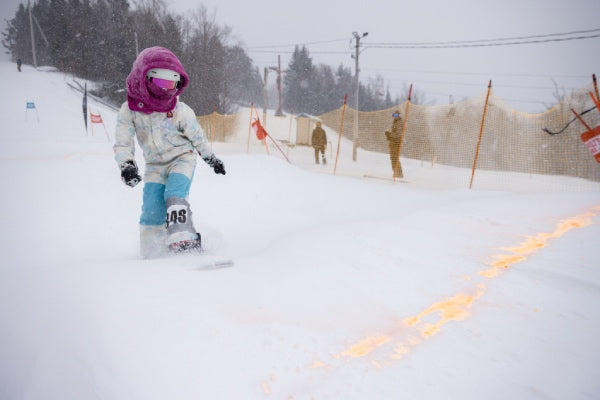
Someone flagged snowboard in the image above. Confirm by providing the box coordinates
[148,227,233,270]
[194,254,234,270]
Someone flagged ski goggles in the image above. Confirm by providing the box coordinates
[149,77,179,90]
[392,112,400,118]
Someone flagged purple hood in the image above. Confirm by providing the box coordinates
[126,47,189,114]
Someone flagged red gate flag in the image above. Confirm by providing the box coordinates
[251,118,268,140]
[581,125,600,163]
[90,113,103,124]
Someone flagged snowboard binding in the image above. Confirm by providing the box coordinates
[168,233,202,253]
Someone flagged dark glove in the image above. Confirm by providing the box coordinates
[203,154,226,175]
[119,160,142,187]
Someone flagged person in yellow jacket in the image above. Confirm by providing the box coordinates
[311,121,327,164]
[385,111,404,178]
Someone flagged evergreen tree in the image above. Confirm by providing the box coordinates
[224,45,263,107]
[160,14,184,56]
[180,6,230,114]
[1,0,360,114]
[91,0,136,103]
[335,64,355,107]
[29,0,52,65]
[384,90,393,108]
[44,0,74,68]
[1,4,30,63]
[313,64,338,113]
[131,0,172,51]
[283,45,315,114]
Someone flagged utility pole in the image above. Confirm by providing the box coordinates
[351,31,368,161]
[263,55,285,126]
[28,0,37,68]
[274,55,283,116]
[263,67,269,125]
[32,13,49,47]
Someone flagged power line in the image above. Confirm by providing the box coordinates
[366,31,600,49]
[247,28,600,55]
[367,34,600,49]
[249,49,351,54]
[247,29,597,112]
[366,27,600,46]
[246,28,600,53]
[248,37,350,49]
[362,67,590,80]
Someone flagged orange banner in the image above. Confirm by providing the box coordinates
[581,125,600,163]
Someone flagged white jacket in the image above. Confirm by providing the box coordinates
[113,100,213,166]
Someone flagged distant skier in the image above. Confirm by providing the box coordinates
[385,110,404,178]
[113,46,226,258]
[16,58,22,72]
[311,121,327,164]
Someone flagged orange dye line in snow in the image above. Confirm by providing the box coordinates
[479,207,599,278]
[269,206,600,396]
[331,206,599,364]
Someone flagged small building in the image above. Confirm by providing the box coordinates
[295,113,321,145]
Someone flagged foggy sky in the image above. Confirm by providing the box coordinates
[166,0,600,112]
[3,0,599,112]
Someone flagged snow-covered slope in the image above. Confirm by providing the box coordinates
[0,62,599,399]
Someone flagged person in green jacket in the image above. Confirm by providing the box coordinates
[385,111,404,178]
[311,121,327,164]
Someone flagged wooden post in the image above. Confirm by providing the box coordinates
[102,119,110,141]
[334,94,349,175]
[287,114,293,158]
[571,108,592,130]
[394,84,412,183]
[210,105,217,147]
[593,74,599,106]
[266,134,290,163]
[253,108,270,155]
[590,91,600,113]
[247,103,254,153]
[469,80,493,190]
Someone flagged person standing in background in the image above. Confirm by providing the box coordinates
[385,111,404,178]
[311,121,327,164]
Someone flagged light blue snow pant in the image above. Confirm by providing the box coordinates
[139,153,198,257]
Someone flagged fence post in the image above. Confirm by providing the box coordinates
[590,91,600,112]
[394,84,412,183]
[469,80,492,189]
[252,108,270,155]
[594,74,599,105]
[247,103,254,153]
[287,114,293,158]
[334,94,349,175]
[210,105,217,147]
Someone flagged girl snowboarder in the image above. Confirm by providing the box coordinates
[114,46,226,258]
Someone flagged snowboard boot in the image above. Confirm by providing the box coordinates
[165,196,201,253]
[140,224,168,258]
[168,232,201,253]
